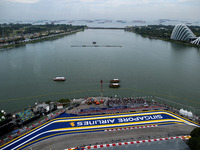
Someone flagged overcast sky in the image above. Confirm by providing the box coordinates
[0,0,200,20]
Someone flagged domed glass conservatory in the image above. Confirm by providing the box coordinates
[190,37,200,45]
[171,24,196,41]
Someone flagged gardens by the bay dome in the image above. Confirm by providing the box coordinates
[190,37,200,45]
[171,24,196,41]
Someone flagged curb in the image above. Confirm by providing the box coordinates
[105,125,157,131]
[66,135,191,150]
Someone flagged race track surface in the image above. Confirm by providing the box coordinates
[0,110,199,150]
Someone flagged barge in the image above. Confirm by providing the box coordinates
[109,83,120,88]
[110,79,120,83]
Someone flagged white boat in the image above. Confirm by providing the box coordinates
[53,77,66,81]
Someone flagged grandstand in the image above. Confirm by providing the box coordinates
[16,108,35,122]
[77,106,165,115]
[69,97,167,115]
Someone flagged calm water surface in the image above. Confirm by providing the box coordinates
[0,29,200,113]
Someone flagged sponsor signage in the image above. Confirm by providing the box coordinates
[70,114,175,127]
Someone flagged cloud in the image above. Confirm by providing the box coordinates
[178,0,199,2]
[0,0,199,20]
[6,0,40,3]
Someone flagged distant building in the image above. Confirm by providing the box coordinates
[35,102,56,113]
[57,103,63,109]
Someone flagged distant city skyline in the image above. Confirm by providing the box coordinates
[0,0,200,21]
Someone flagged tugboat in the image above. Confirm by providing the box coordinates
[53,77,66,81]
[110,79,120,83]
[109,83,120,88]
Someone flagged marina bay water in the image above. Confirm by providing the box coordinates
[0,29,200,113]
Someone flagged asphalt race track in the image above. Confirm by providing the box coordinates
[0,110,199,150]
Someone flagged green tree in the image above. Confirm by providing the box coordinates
[190,127,200,138]
[188,127,200,150]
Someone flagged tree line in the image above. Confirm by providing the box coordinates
[0,23,86,38]
[125,25,200,40]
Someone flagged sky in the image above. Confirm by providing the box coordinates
[0,0,200,21]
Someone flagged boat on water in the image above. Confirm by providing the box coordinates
[109,83,120,88]
[110,79,120,83]
[53,77,66,81]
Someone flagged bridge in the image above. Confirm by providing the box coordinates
[87,27,125,30]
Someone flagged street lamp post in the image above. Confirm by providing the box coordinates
[100,80,103,97]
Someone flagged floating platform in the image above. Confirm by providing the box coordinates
[71,45,122,48]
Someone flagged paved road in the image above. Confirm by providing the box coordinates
[25,124,195,150]
[0,110,199,150]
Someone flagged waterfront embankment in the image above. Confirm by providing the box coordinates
[0,29,85,49]
[0,23,86,49]
[125,25,200,48]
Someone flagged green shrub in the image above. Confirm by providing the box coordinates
[57,98,70,103]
